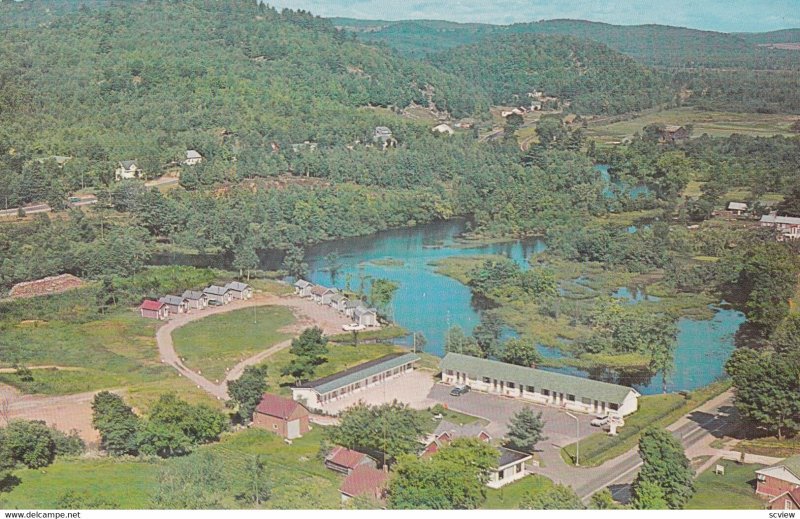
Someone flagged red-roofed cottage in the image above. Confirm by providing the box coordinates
[769,489,800,510]
[252,393,310,439]
[339,465,389,507]
[139,299,168,320]
[325,446,377,475]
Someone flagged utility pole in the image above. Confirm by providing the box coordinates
[565,411,580,466]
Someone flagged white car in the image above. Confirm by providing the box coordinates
[590,415,610,427]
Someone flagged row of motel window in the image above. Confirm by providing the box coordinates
[446,370,619,412]
[317,363,414,403]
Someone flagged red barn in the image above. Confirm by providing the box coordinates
[325,446,377,475]
[756,456,800,500]
[252,393,309,439]
[769,489,800,510]
[139,299,168,320]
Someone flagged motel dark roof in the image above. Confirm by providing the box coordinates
[294,352,420,395]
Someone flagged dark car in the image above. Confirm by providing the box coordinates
[449,385,470,397]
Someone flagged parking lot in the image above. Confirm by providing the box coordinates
[317,369,439,415]
[427,383,596,446]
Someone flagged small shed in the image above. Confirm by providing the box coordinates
[294,279,313,297]
[339,465,389,507]
[354,306,378,327]
[727,202,748,216]
[225,281,253,300]
[203,285,231,305]
[252,393,310,439]
[139,299,168,320]
[159,295,188,315]
[183,150,203,166]
[310,285,338,305]
[325,446,377,475]
[182,290,208,310]
[329,293,349,313]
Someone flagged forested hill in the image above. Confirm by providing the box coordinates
[430,35,674,115]
[336,17,800,70]
[0,0,488,166]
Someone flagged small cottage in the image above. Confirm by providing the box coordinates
[325,446,377,475]
[294,279,313,297]
[727,201,748,216]
[139,299,168,320]
[183,150,203,166]
[115,160,141,181]
[159,295,188,315]
[182,290,208,310]
[329,293,349,313]
[658,125,690,144]
[203,285,232,305]
[310,285,338,305]
[354,306,378,327]
[487,447,532,489]
[225,281,253,300]
[252,393,310,439]
[432,123,454,135]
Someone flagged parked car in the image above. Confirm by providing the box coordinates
[450,385,470,397]
[590,415,610,427]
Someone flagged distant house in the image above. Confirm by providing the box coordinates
[757,455,800,501]
[139,299,168,320]
[727,201,748,215]
[456,118,475,129]
[159,295,188,315]
[203,285,232,305]
[658,125,690,144]
[183,150,203,166]
[759,212,800,241]
[329,293,348,313]
[354,306,378,327]
[339,465,389,507]
[252,393,310,439]
[372,126,396,148]
[8,274,84,299]
[310,285,338,305]
[325,446,377,475]
[182,290,208,310]
[529,100,543,111]
[488,447,532,489]
[36,155,72,168]
[294,279,313,298]
[225,281,253,300]
[115,160,141,181]
[432,123,454,135]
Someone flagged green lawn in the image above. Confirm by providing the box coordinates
[328,325,409,344]
[561,380,731,467]
[735,436,800,458]
[172,306,295,382]
[586,107,799,144]
[686,460,766,510]
[483,475,554,509]
[0,428,342,510]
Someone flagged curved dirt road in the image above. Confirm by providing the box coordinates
[155,291,352,400]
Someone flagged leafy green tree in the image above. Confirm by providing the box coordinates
[138,394,227,457]
[227,364,268,423]
[91,391,141,456]
[725,348,800,440]
[151,452,229,509]
[632,480,669,510]
[233,236,259,280]
[3,420,56,469]
[326,401,427,462]
[369,278,399,316]
[56,491,119,509]
[282,245,308,279]
[324,252,342,284]
[388,438,496,509]
[506,407,548,453]
[590,488,624,509]
[472,312,504,357]
[772,313,800,361]
[288,327,329,361]
[444,326,483,358]
[236,455,272,506]
[632,428,694,509]
[500,337,543,367]
[281,356,319,385]
[519,483,585,509]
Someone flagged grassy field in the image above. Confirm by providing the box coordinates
[561,380,731,467]
[735,436,800,458]
[586,107,799,144]
[172,306,295,382]
[686,460,766,510]
[483,475,554,509]
[0,428,342,510]
[327,325,409,344]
